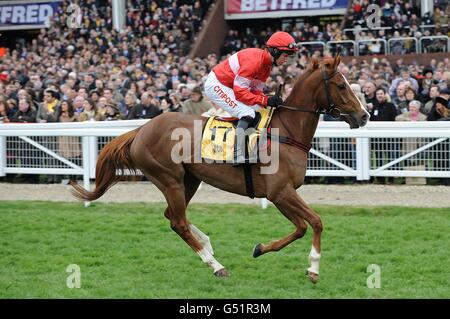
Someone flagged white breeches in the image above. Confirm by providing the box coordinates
[204,71,262,119]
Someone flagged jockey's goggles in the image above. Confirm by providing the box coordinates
[275,42,299,54]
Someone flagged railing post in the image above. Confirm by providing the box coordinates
[82,136,91,207]
[88,136,97,178]
[356,137,370,180]
[362,137,371,180]
[260,198,268,209]
[0,136,6,177]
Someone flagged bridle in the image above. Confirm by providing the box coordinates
[278,67,353,120]
[268,67,355,154]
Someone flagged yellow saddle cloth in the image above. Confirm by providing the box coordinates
[201,107,275,162]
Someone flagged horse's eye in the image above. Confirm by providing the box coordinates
[337,83,346,90]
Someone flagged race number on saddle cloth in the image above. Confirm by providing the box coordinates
[201,107,275,162]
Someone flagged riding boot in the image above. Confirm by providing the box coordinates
[233,116,254,166]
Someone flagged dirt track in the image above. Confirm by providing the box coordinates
[0,182,449,207]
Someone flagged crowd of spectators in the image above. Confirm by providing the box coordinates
[344,0,449,55]
[0,0,220,127]
[0,0,450,184]
[223,1,450,57]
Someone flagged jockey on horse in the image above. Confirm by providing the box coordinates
[204,31,299,165]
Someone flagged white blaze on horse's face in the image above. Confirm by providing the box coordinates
[340,73,370,127]
[342,74,366,112]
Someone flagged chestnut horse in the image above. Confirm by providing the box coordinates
[71,55,369,283]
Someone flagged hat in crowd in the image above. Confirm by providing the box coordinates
[0,72,8,82]
[45,88,58,93]
[422,68,433,76]
[192,86,202,95]
[106,101,119,110]
[89,89,99,96]
[435,96,449,108]
[440,88,450,95]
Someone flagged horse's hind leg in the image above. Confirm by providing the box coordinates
[161,173,215,263]
[184,172,214,257]
[162,178,228,277]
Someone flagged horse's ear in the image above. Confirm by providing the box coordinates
[311,58,320,69]
[333,54,341,69]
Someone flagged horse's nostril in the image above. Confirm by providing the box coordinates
[361,113,368,122]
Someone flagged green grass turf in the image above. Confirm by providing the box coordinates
[0,201,449,298]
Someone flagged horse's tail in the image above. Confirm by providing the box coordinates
[70,128,140,201]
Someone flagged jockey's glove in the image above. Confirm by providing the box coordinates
[267,96,283,108]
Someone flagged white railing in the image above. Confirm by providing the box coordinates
[387,37,419,55]
[298,35,449,55]
[1,120,450,191]
[356,38,388,56]
[419,35,450,53]
[326,40,357,56]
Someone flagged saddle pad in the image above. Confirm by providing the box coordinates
[201,117,235,161]
[201,107,275,162]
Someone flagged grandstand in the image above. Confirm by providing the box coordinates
[0,0,449,184]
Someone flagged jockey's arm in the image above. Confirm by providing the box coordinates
[232,64,268,107]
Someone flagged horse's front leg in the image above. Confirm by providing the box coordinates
[255,186,323,283]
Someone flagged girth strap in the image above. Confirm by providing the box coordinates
[243,163,255,199]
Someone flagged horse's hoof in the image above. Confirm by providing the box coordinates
[253,243,263,258]
[214,268,230,277]
[306,271,319,284]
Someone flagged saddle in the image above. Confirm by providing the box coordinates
[201,107,275,163]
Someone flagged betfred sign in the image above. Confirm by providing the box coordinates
[225,0,349,19]
[0,0,62,30]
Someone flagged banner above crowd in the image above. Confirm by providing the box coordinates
[225,0,349,19]
[0,0,62,30]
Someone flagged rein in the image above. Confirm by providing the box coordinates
[278,68,352,119]
[266,128,311,154]
[269,67,344,154]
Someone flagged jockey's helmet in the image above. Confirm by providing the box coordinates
[266,31,299,60]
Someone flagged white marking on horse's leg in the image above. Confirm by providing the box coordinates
[190,224,214,255]
[197,247,225,273]
[307,246,321,275]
